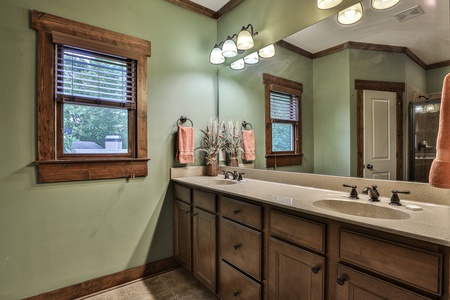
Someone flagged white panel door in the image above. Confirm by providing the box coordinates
[363,90,396,180]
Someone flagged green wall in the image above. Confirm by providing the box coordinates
[313,50,351,176]
[427,66,450,93]
[219,44,314,172]
[0,1,217,299]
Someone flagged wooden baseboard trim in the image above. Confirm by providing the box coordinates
[24,257,179,300]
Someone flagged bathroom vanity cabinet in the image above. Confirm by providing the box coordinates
[173,184,218,293]
[172,181,449,300]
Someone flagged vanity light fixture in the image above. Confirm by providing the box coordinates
[317,0,343,9]
[371,0,401,10]
[337,3,364,25]
[237,24,256,50]
[244,52,259,64]
[222,36,239,58]
[230,58,246,70]
[258,44,276,58]
[209,45,225,64]
[209,24,258,64]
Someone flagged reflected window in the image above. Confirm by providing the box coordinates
[264,73,303,167]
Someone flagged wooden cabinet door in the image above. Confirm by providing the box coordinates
[192,207,217,293]
[174,200,191,272]
[268,237,325,300]
[336,264,433,300]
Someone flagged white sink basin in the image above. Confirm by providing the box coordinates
[313,199,410,220]
[200,178,238,185]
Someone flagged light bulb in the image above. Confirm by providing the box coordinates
[230,58,245,70]
[222,38,237,58]
[338,3,363,25]
[372,0,401,10]
[317,0,343,9]
[209,46,225,64]
[258,44,275,58]
[244,52,259,64]
[237,29,254,50]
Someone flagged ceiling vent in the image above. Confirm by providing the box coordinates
[394,5,424,22]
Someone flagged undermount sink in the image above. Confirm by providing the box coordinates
[313,199,411,220]
[201,178,238,185]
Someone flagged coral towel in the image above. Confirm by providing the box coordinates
[176,126,194,164]
[429,73,450,188]
[241,129,255,161]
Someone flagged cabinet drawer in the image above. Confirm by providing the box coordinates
[220,218,262,280]
[270,210,325,253]
[220,260,261,300]
[339,229,442,295]
[221,196,262,230]
[336,264,433,300]
[193,189,216,212]
[174,183,191,203]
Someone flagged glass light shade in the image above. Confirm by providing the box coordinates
[338,3,363,25]
[371,0,401,10]
[317,0,343,9]
[230,58,245,70]
[237,29,254,50]
[244,52,259,64]
[222,38,238,58]
[209,46,225,64]
[258,44,275,58]
[426,104,436,112]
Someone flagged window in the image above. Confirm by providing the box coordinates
[263,73,303,167]
[32,11,151,182]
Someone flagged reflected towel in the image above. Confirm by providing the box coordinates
[176,126,194,164]
[429,73,450,188]
[241,129,255,161]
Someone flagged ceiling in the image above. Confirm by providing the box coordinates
[189,0,449,65]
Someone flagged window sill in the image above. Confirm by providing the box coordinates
[34,158,150,183]
[266,153,303,168]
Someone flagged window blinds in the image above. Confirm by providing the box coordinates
[270,91,299,121]
[55,45,137,109]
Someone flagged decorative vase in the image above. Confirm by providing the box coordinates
[229,156,239,167]
[206,159,219,176]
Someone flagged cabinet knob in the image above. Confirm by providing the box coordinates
[233,290,240,297]
[191,212,198,217]
[233,243,241,250]
[311,265,320,274]
[233,209,241,215]
[337,275,347,286]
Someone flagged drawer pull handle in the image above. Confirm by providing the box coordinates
[233,209,241,215]
[337,275,347,286]
[311,265,320,274]
[233,290,240,297]
[191,212,198,216]
[233,243,241,250]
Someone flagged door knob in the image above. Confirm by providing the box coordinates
[366,164,374,170]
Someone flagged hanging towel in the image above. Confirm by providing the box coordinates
[429,73,450,188]
[241,129,255,161]
[176,126,194,164]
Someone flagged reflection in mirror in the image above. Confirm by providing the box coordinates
[218,0,450,183]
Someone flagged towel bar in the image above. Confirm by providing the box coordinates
[178,116,193,127]
[242,121,253,130]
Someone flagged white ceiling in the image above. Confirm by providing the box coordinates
[191,0,449,65]
[191,0,230,11]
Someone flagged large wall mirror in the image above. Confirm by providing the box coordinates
[218,0,450,183]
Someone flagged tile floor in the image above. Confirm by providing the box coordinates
[80,268,217,300]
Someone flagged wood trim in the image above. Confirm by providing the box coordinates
[35,159,150,182]
[263,73,303,92]
[313,41,429,70]
[427,60,450,70]
[216,0,245,19]
[32,11,150,182]
[355,80,405,179]
[31,11,151,57]
[266,154,303,168]
[23,257,179,300]
[276,40,313,59]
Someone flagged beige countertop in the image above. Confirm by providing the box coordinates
[172,175,450,247]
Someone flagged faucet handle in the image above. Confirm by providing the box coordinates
[389,190,410,206]
[237,172,245,181]
[222,170,230,179]
[343,184,359,199]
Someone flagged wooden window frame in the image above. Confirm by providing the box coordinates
[32,10,151,183]
[263,73,303,168]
